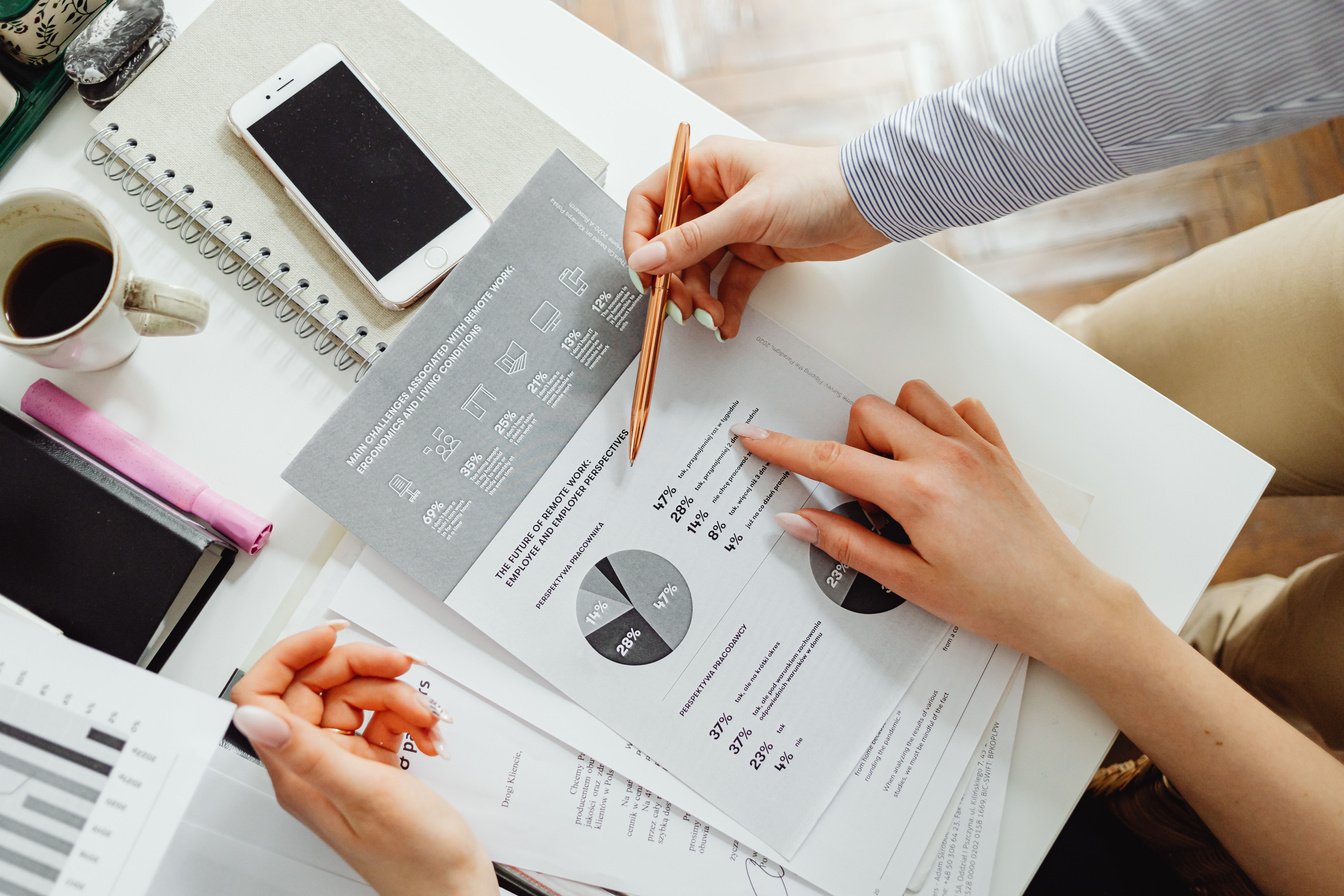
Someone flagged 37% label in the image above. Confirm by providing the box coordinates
[708,713,795,772]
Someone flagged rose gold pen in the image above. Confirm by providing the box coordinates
[629,122,691,465]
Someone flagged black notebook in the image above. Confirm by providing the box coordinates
[0,406,236,671]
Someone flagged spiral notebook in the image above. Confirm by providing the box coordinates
[83,0,606,380]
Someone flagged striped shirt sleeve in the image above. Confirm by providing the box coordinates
[841,0,1344,243]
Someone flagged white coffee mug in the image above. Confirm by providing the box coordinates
[0,189,208,371]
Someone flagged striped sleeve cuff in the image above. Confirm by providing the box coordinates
[1059,0,1344,175]
[841,35,1122,243]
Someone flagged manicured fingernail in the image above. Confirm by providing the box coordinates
[730,423,769,441]
[406,653,427,666]
[693,308,716,331]
[417,694,454,723]
[715,329,726,343]
[430,725,449,759]
[328,619,350,632]
[629,267,645,293]
[775,512,819,545]
[232,705,291,749]
[666,300,684,325]
[628,241,667,272]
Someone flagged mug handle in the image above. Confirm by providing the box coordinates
[123,277,210,337]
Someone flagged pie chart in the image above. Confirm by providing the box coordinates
[808,501,908,614]
[576,550,692,665]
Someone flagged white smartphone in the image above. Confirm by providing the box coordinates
[228,43,489,310]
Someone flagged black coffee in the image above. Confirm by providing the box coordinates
[3,239,114,338]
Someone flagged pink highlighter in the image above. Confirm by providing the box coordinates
[21,378,273,555]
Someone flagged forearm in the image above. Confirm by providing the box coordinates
[1066,597,1344,896]
[842,0,1344,241]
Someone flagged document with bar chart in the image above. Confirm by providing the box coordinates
[0,618,233,896]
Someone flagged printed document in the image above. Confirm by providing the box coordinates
[195,627,1027,896]
[0,619,233,895]
[329,514,1082,894]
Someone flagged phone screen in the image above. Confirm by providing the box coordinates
[247,61,472,280]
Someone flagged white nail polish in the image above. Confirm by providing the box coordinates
[430,725,449,759]
[232,705,291,749]
[775,512,819,545]
[628,240,667,271]
[730,423,769,441]
[417,694,454,723]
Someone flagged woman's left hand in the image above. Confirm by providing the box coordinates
[733,381,1139,676]
[231,623,496,896]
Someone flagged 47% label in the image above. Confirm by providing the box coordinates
[654,487,743,551]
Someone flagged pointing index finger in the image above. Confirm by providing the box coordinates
[731,425,903,510]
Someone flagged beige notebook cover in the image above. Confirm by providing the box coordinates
[88,0,606,370]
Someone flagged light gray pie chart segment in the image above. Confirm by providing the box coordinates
[612,550,692,649]
[576,574,635,637]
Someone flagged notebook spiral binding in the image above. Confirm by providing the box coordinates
[85,124,387,382]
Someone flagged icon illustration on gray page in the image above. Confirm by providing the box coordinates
[531,301,562,334]
[389,474,421,503]
[495,341,528,375]
[461,384,498,421]
[559,266,588,297]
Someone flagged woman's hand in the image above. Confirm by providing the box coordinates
[231,623,495,896]
[739,384,1344,896]
[624,137,887,341]
[731,381,1143,675]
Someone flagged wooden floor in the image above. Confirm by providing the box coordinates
[558,0,1344,585]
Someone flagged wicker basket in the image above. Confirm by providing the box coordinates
[1088,755,1261,896]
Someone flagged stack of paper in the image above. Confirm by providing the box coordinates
[171,611,1034,896]
[319,504,1071,896]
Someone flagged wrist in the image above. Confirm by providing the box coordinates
[364,832,494,896]
[1036,572,1160,688]
[425,843,495,896]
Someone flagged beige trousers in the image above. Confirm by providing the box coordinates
[1055,194,1344,748]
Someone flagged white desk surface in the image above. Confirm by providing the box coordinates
[0,2,1271,894]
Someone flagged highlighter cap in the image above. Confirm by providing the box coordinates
[191,489,273,555]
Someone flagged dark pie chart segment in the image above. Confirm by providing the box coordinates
[576,551,692,665]
[808,501,908,614]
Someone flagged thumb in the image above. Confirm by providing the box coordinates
[628,201,755,276]
[232,704,366,799]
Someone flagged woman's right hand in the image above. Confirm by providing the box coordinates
[623,137,888,341]
[231,624,496,896]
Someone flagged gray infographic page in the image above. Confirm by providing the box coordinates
[285,152,647,595]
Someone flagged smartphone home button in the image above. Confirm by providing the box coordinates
[424,246,449,269]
